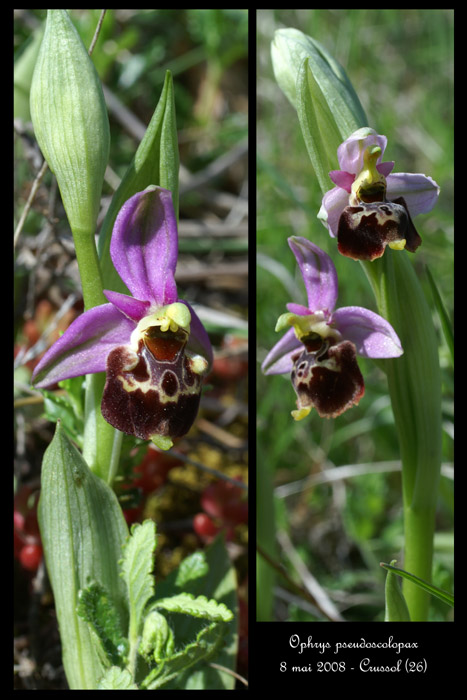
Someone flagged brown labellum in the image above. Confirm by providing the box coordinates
[291,340,365,418]
[337,196,421,261]
[101,328,206,441]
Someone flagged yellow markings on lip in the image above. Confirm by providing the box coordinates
[151,435,173,451]
[116,371,198,403]
[120,351,139,372]
[117,370,179,402]
[291,406,311,421]
[118,374,152,394]
[388,239,407,251]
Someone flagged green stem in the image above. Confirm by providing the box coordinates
[400,505,436,619]
[82,371,122,484]
[72,228,123,484]
[362,251,441,620]
[72,229,106,310]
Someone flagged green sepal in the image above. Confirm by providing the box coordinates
[383,560,411,622]
[37,422,129,689]
[30,10,110,238]
[98,70,179,294]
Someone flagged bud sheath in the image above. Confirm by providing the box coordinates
[30,10,110,237]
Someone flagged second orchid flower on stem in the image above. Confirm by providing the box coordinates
[262,236,403,419]
[318,128,440,261]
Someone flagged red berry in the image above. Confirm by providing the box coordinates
[19,543,43,571]
[201,480,247,526]
[132,448,180,494]
[193,513,219,539]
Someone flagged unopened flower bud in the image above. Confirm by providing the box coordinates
[30,10,110,236]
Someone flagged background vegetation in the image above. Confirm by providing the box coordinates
[257,9,453,621]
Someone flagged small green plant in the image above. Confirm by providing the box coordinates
[77,520,234,690]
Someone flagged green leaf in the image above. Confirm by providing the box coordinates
[141,622,227,690]
[174,551,209,587]
[42,389,84,448]
[97,666,139,690]
[271,28,369,196]
[155,536,238,690]
[139,610,175,663]
[381,562,454,608]
[38,422,129,689]
[383,560,411,622]
[42,376,85,447]
[363,250,443,620]
[14,24,44,122]
[120,520,157,673]
[97,70,179,294]
[59,375,86,419]
[77,582,129,667]
[153,593,233,622]
[296,57,342,194]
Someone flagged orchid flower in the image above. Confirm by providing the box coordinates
[318,127,440,261]
[32,186,212,448]
[261,236,403,419]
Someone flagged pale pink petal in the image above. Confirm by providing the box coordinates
[332,306,403,358]
[32,304,135,388]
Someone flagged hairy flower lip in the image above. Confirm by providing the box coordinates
[337,197,421,261]
[291,339,365,420]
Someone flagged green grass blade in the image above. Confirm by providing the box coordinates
[426,264,454,365]
[380,562,454,607]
